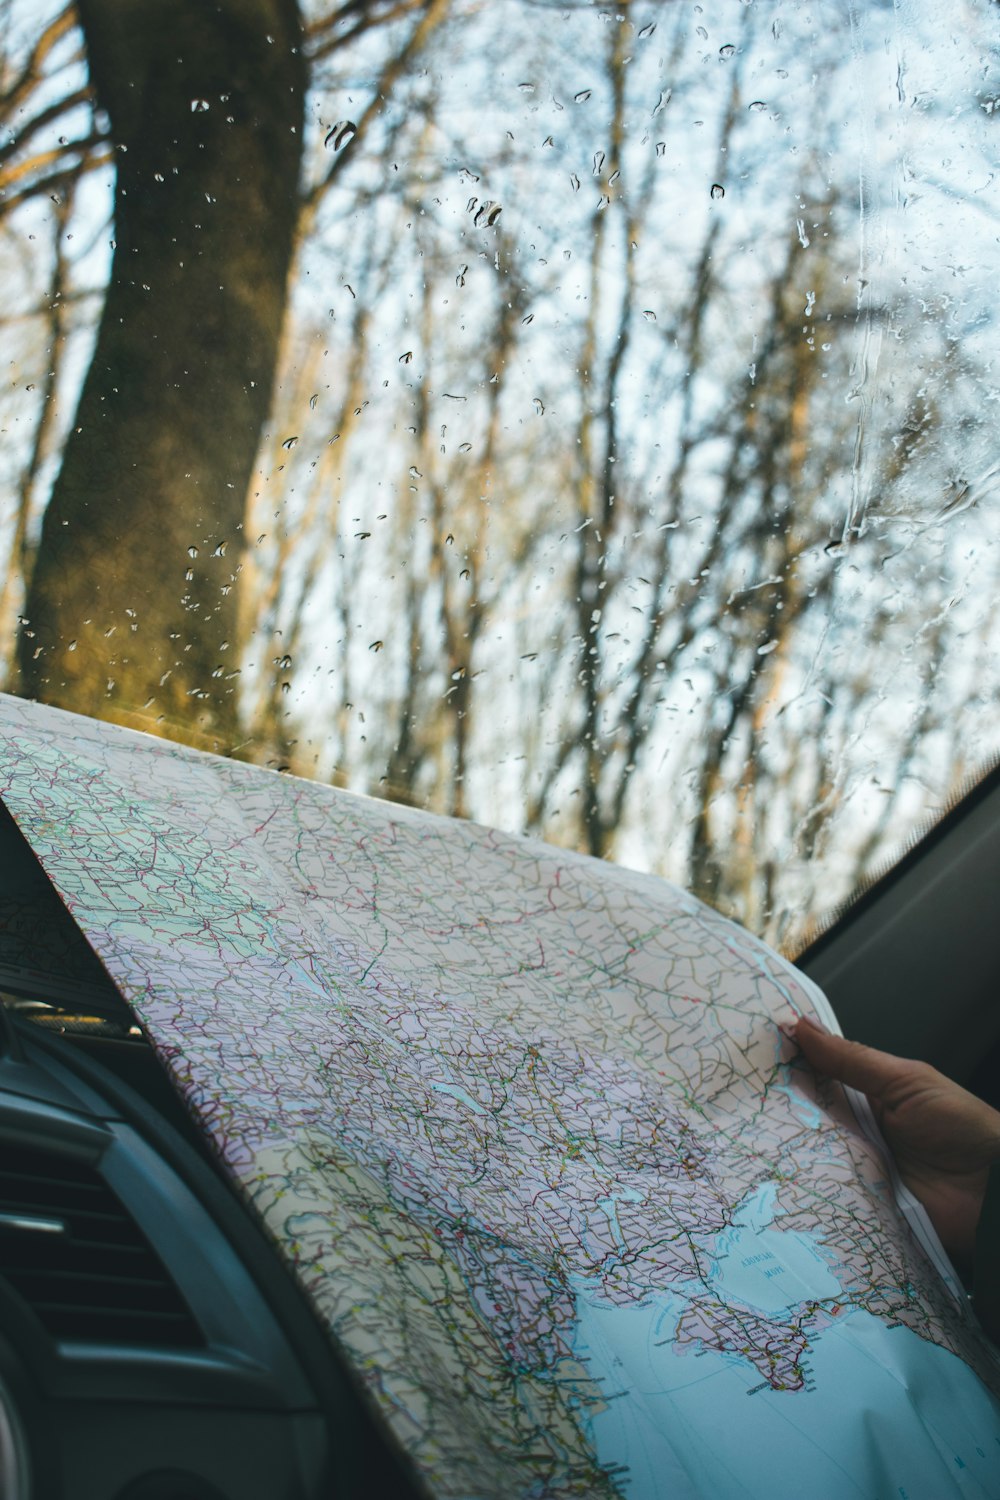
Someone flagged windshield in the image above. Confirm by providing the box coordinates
[1,0,997,953]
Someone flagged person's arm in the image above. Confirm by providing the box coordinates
[784,1014,1000,1342]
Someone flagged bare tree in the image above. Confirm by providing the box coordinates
[15,0,306,743]
[2,0,997,951]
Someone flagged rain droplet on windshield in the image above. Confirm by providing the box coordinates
[710,183,725,200]
[369,640,384,652]
[574,89,592,104]
[748,100,767,112]
[187,545,199,558]
[282,435,299,450]
[719,44,736,58]
[324,120,357,151]
[473,201,502,227]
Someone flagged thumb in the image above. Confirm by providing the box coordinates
[787,1014,912,1100]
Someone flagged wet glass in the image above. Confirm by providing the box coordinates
[1,0,998,952]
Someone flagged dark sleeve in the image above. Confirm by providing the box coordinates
[973,1160,1000,1344]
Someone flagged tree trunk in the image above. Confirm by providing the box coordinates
[17,0,305,747]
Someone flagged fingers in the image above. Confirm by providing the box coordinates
[782,1013,913,1099]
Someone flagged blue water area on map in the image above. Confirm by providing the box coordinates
[570,1181,1000,1499]
[596,1187,646,1254]
[706,1181,841,1313]
[771,1078,826,1128]
[429,1081,487,1114]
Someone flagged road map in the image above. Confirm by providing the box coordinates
[1,693,999,1498]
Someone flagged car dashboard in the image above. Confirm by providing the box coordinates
[0,997,421,1500]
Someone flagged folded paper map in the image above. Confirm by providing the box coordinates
[1,694,998,1499]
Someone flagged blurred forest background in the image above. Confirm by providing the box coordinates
[1,0,998,953]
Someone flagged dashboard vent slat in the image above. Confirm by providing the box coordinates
[0,1143,202,1347]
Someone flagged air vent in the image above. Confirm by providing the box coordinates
[0,1142,202,1347]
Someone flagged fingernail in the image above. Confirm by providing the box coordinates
[798,1013,829,1034]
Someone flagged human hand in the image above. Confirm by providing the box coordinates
[784,1014,1000,1272]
